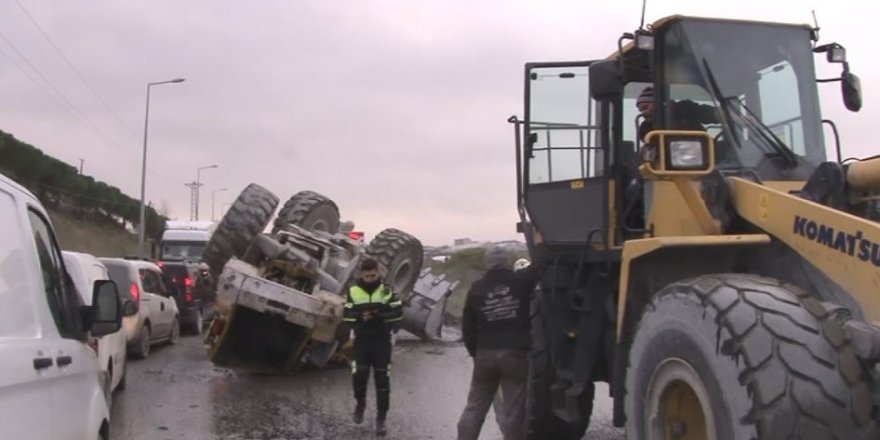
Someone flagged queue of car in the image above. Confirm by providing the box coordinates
[0,172,200,439]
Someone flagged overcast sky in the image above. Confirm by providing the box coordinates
[0,0,876,246]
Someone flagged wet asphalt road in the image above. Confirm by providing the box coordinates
[110,332,625,440]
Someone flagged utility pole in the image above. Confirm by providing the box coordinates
[78,158,84,174]
[185,181,202,221]
[194,165,218,221]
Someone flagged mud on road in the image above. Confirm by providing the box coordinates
[111,333,624,440]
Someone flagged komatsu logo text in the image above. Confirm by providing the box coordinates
[793,216,880,267]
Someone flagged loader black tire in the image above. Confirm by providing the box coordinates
[203,184,279,280]
[365,228,423,299]
[272,190,340,234]
[525,289,594,440]
[625,273,877,440]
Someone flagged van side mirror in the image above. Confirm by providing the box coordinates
[842,71,862,112]
[90,280,122,337]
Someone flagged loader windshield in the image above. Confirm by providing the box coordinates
[662,19,825,171]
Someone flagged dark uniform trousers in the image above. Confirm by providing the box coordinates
[352,336,393,415]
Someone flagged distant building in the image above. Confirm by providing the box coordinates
[453,238,475,246]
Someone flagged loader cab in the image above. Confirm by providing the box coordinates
[516,16,855,247]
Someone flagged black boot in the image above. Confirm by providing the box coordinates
[353,401,365,425]
[375,416,387,436]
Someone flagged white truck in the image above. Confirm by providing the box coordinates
[157,220,216,334]
[0,172,124,439]
[202,184,453,372]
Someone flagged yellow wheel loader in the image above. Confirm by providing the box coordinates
[510,15,879,439]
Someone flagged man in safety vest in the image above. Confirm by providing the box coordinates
[343,257,403,436]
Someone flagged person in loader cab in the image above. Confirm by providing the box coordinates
[624,86,719,230]
[457,233,547,440]
[636,85,718,161]
[343,257,402,436]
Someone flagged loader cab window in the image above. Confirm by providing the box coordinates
[757,60,805,156]
[527,65,604,184]
[662,19,825,171]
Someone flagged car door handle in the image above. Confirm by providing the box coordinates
[33,357,53,370]
[56,356,72,367]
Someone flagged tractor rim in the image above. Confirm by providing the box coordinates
[645,358,716,440]
[313,221,328,231]
[390,259,413,293]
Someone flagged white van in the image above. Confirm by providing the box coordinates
[62,251,132,399]
[0,172,122,439]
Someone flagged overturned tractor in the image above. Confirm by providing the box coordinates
[202,184,446,372]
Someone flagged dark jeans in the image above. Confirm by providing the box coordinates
[457,349,528,440]
[352,337,392,419]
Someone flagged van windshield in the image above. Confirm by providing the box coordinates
[161,241,206,262]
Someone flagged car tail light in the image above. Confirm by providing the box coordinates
[130,283,140,302]
[158,262,165,268]
[184,275,194,302]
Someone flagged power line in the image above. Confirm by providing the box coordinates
[0,37,173,181]
[0,10,178,183]
[12,0,142,142]
[0,29,127,155]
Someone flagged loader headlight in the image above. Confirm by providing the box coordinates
[667,138,708,170]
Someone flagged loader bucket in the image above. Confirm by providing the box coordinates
[399,268,458,341]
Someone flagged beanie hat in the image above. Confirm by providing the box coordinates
[636,86,654,107]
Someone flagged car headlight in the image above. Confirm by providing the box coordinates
[669,140,705,169]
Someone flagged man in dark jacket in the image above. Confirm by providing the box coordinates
[457,237,547,440]
[343,257,402,436]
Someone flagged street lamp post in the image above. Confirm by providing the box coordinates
[195,165,218,221]
[211,188,227,221]
[138,78,185,258]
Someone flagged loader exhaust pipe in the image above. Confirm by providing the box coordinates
[846,157,880,190]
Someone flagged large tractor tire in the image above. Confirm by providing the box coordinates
[203,184,279,279]
[272,190,340,234]
[625,273,877,440]
[365,228,423,298]
[526,288,594,440]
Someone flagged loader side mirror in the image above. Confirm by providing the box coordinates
[842,71,862,112]
[589,60,624,100]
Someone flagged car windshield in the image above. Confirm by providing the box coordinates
[661,19,825,173]
[161,241,206,261]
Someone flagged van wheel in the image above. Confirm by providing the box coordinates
[625,274,878,439]
[169,318,181,345]
[132,325,151,359]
